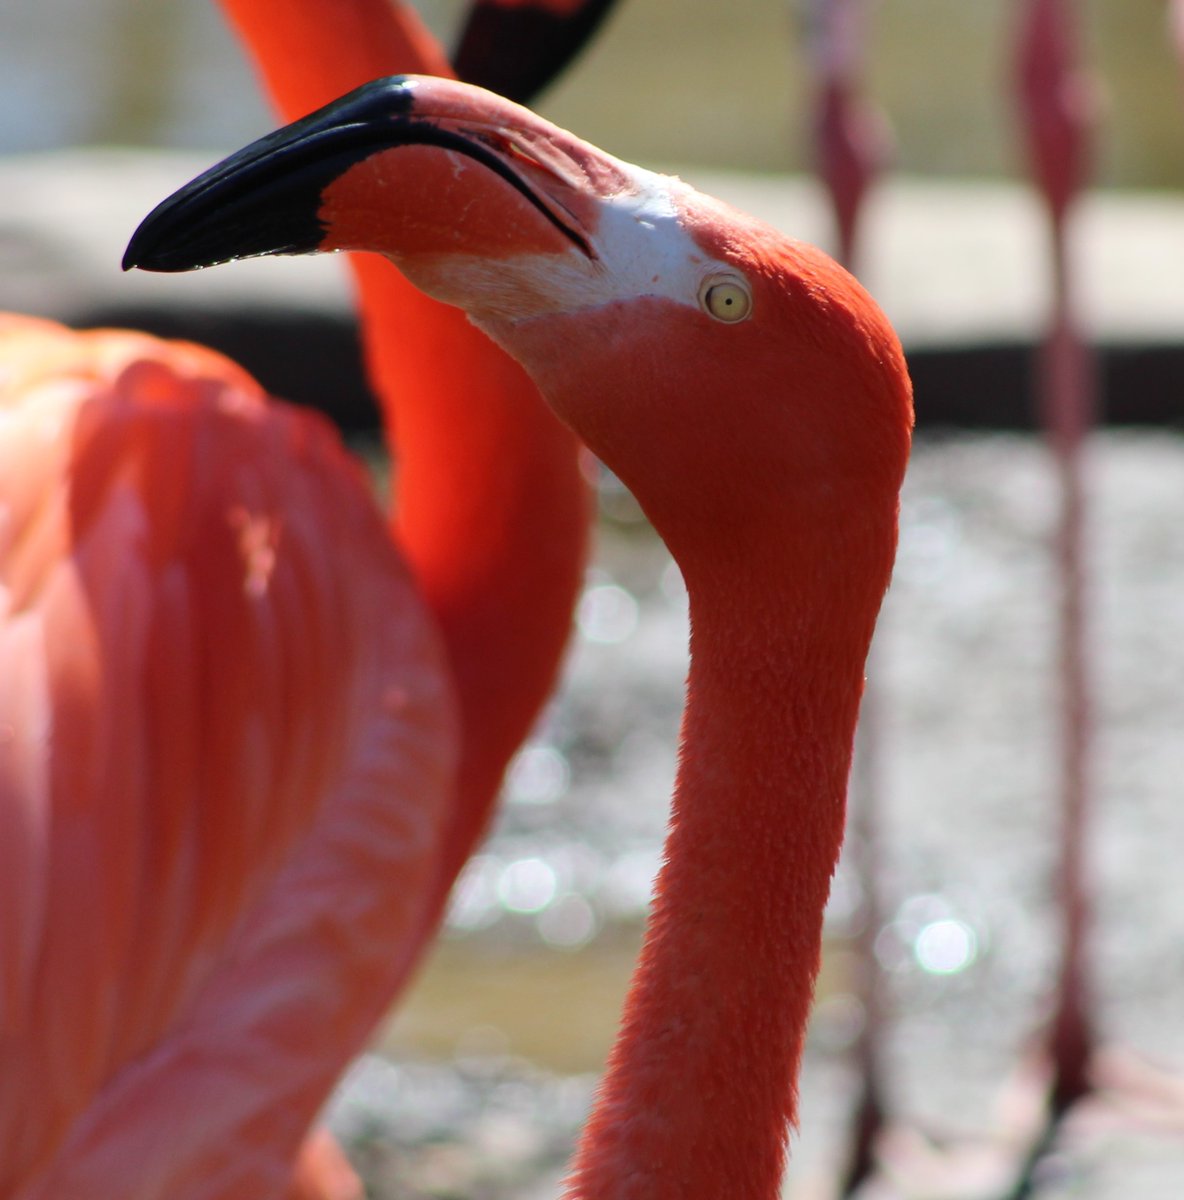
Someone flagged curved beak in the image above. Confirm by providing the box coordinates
[123,75,718,337]
[122,74,596,274]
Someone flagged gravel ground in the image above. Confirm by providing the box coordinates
[317,430,1184,1199]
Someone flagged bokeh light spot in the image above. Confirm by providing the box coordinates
[577,583,639,645]
[506,744,571,806]
[498,857,558,914]
[537,894,598,949]
[914,918,978,975]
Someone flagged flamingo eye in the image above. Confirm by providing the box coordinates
[700,276,752,323]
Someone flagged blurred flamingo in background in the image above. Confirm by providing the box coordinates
[1015,0,1097,1157]
[1002,3,1180,1194]
[212,0,608,965]
[124,68,912,1198]
[803,3,893,1193]
[863,5,1184,1195]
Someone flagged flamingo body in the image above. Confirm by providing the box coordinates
[127,75,913,1198]
[0,315,455,1198]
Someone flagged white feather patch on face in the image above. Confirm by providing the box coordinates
[395,163,741,325]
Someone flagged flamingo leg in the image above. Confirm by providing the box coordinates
[804,3,893,1191]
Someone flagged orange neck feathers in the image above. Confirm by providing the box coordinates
[497,230,912,1199]
[567,553,896,1197]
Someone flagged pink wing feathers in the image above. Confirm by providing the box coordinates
[0,316,456,1199]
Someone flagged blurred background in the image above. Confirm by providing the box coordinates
[3,1,1183,1197]
[4,0,1183,182]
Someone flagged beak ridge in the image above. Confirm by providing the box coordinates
[123,76,422,272]
[122,74,588,274]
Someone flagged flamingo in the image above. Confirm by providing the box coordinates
[125,74,914,1198]
[805,4,893,1191]
[210,0,596,954]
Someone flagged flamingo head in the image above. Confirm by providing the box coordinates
[125,75,911,584]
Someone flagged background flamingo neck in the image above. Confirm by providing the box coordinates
[214,0,592,920]
[567,573,882,1200]
[218,0,451,97]
[354,259,591,900]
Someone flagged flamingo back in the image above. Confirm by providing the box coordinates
[0,315,457,1199]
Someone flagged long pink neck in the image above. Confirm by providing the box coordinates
[566,557,885,1200]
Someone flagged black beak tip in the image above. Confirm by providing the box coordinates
[122,211,168,271]
[121,228,150,273]
[121,203,208,273]
[120,207,213,275]
[118,75,424,277]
